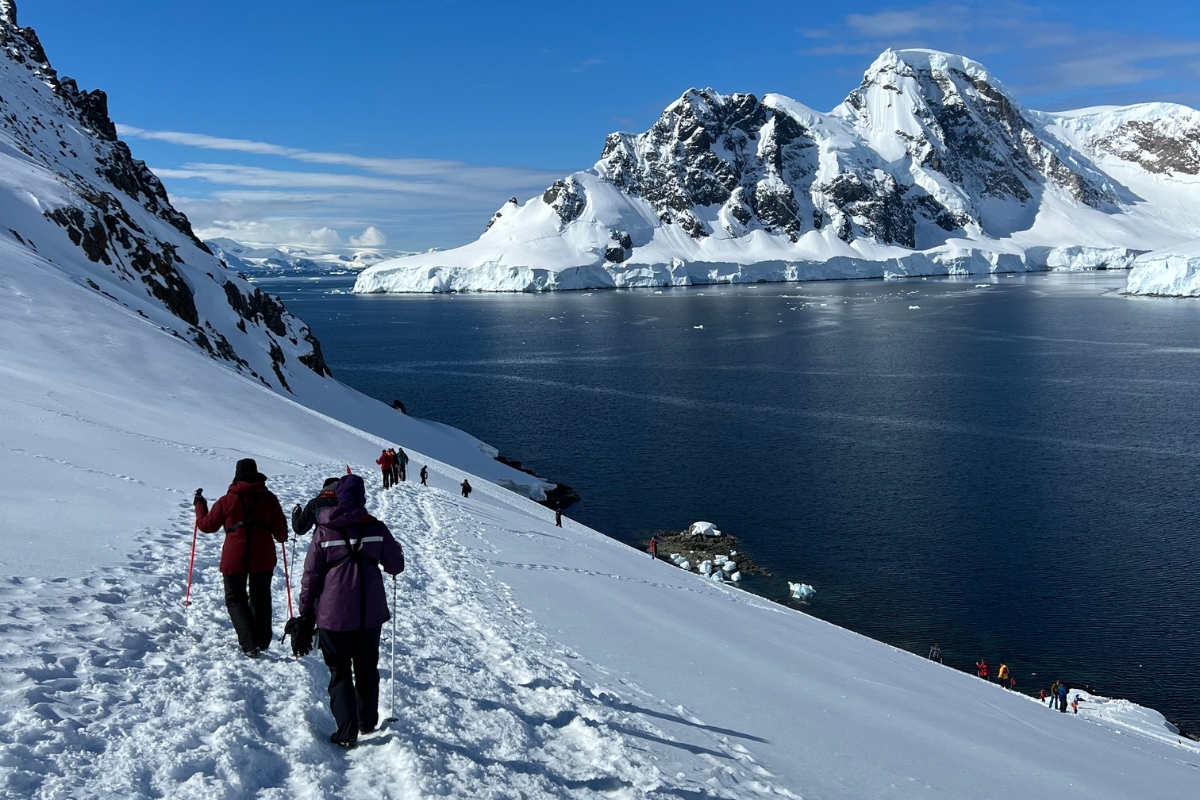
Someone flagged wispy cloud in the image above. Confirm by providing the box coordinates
[118,126,569,251]
[800,2,1200,107]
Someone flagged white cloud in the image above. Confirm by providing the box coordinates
[349,225,386,247]
[120,127,571,251]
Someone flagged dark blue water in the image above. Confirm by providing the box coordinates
[271,272,1200,732]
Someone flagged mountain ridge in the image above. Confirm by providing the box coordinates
[356,48,1200,293]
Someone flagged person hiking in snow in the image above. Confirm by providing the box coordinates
[1039,688,1046,704]
[286,474,405,749]
[376,449,394,490]
[928,643,943,664]
[1049,681,1060,708]
[291,477,340,537]
[194,458,289,657]
[555,507,562,528]
[648,536,658,559]
[461,479,472,498]
[387,448,399,485]
[419,465,428,486]
[976,660,989,680]
[997,663,1010,687]
[1058,681,1069,712]
[394,447,409,482]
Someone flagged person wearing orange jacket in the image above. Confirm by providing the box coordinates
[194,458,289,657]
[997,663,1010,687]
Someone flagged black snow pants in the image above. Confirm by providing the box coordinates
[391,465,400,485]
[223,571,273,654]
[382,469,392,490]
[319,626,383,743]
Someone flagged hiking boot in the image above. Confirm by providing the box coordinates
[330,733,357,750]
[243,647,260,659]
[359,723,377,735]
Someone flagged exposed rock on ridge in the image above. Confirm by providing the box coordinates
[0,2,329,387]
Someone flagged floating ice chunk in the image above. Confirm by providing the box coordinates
[730,571,742,582]
[975,284,990,288]
[698,560,713,576]
[789,582,816,601]
[729,550,737,557]
[711,571,725,582]
[722,561,737,572]
[678,560,691,571]
[689,521,721,537]
[909,305,920,309]
[713,555,728,565]
[654,290,663,294]
[693,325,704,329]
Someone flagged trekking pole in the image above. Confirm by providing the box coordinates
[183,520,199,607]
[383,574,398,725]
[280,540,295,620]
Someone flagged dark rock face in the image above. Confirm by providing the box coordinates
[542,179,586,223]
[1093,120,1200,176]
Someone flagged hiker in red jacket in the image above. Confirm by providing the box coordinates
[194,458,289,657]
[976,660,989,680]
[375,449,395,490]
[648,536,658,559]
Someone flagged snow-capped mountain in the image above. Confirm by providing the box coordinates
[0,4,331,390]
[206,237,401,276]
[355,49,1200,293]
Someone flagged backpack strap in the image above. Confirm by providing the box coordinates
[323,516,382,630]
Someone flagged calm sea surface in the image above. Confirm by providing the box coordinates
[268,271,1200,732]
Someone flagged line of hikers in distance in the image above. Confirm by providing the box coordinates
[375,446,474,499]
[927,644,1091,715]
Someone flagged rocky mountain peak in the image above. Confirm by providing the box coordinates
[0,9,330,389]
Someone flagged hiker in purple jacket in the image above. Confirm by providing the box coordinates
[285,473,404,749]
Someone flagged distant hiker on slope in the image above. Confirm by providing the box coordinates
[997,663,1010,688]
[928,643,943,664]
[461,479,472,498]
[555,508,562,527]
[376,449,394,490]
[976,660,989,680]
[288,474,405,749]
[419,465,428,486]
[1049,681,1060,708]
[1058,682,1068,712]
[395,447,409,482]
[648,536,658,559]
[291,477,340,537]
[194,458,289,657]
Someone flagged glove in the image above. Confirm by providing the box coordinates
[193,488,205,505]
[284,612,316,658]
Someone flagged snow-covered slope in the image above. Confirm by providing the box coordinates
[207,237,401,275]
[5,222,1200,799]
[355,49,1199,294]
[0,4,552,496]
[3,8,1199,795]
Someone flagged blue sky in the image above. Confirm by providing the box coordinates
[23,0,1200,252]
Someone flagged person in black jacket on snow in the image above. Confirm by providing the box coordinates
[292,477,340,536]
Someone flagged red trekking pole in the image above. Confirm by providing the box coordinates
[183,520,199,607]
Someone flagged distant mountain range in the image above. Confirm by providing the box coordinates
[354,49,1200,294]
[206,238,408,276]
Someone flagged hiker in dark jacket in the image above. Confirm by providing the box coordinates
[291,477,340,536]
[293,474,405,748]
[461,479,472,498]
[395,447,409,482]
[419,465,428,486]
[194,458,288,657]
[376,449,394,490]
